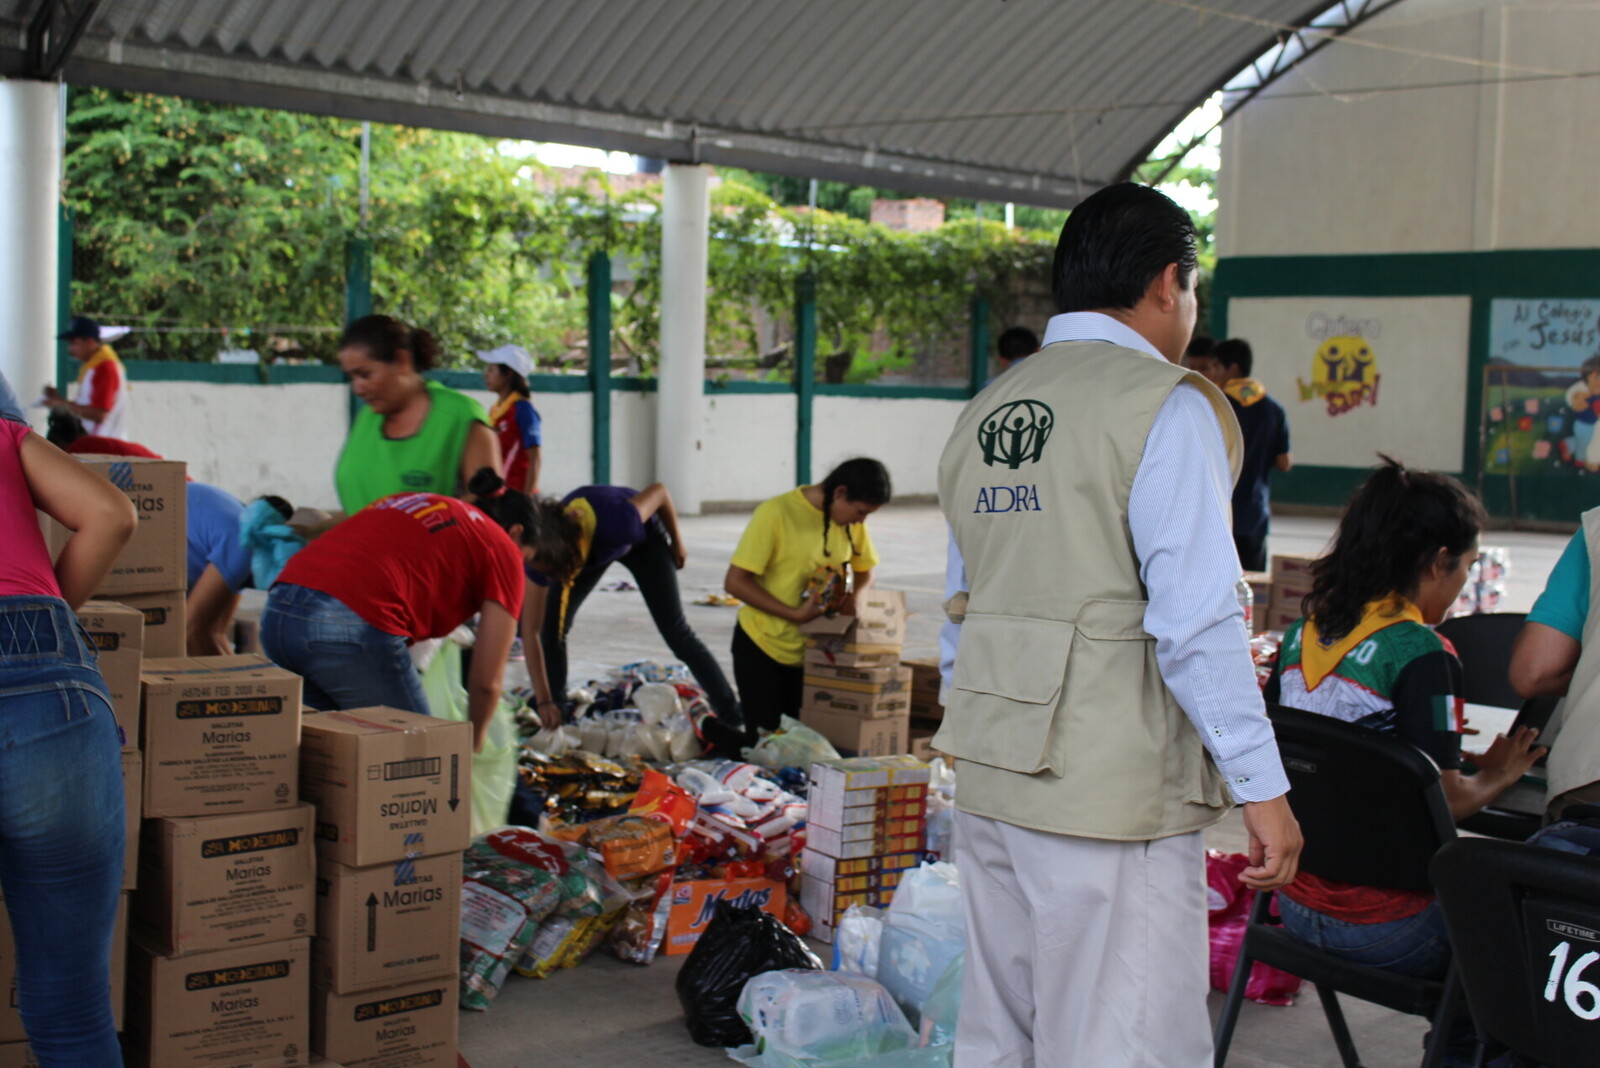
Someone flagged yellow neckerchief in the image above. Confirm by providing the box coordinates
[1223,377,1267,407]
[488,390,527,428]
[553,499,599,636]
[1300,596,1425,690]
[74,344,120,386]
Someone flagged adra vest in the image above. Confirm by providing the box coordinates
[934,340,1243,841]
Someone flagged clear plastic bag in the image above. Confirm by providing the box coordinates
[420,640,516,835]
[879,863,964,1026]
[743,716,843,770]
[733,970,917,1064]
[831,904,885,977]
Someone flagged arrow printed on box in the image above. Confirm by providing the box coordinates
[449,754,460,812]
[366,893,378,952]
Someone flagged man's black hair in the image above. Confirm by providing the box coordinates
[46,409,87,448]
[1213,338,1254,378]
[1186,335,1215,358]
[997,327,1039,363]
[1051,183,1198,314]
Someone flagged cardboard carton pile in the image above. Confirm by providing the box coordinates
[798,756,931,943]
[126,654,314,1068]
[902,658,945,762]
[1262,554,1316,634]
[301,709,472,1068]
[798,590,912,756]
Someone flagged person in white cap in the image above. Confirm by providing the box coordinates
[480,344,542,496]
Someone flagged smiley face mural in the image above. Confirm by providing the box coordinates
[1299,334,1380,416]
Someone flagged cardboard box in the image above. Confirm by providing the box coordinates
[1261,602,1301,633]
[123,747,143,890]
[311,977,457,1068]
[0,893,127,1043]
[801,663,910,695]
[314,854,461,994]
[125,937,310,1068]
[909,730,948,764]
[801,707,908,757]
[41,457,187,596]
[120,587,187,659]
[662,877,786,956]
[0,1042,36,1067]
[808,756,930,827]
[903,657,942,696]
[299,709,472,868]
[77,600,144,746]
[803,640,901,669]
[801,673,911,720]
[800,589,907,647]
[1270,554,1317,584]
[135,804,315,957]
[141,656,303,819]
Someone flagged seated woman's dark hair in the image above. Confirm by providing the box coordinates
[46,409,87,448]
[466,468,582,580]
[820,457,892,557]
[339,314,439,373]
[1304,455,1485,642]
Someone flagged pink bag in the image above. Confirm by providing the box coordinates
[1206,850,1303,1006]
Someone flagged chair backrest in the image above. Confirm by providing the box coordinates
[1432,837,1600,1068]
[1269,704,1457,892]
[1433,612,1528,710]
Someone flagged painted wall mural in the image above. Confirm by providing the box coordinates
[1483,299,1600,475]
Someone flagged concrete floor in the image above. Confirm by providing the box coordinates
[457,505,1569,1068]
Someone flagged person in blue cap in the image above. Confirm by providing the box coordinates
[42,317,129,440]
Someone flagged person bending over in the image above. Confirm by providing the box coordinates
[261,469,531,751]
[518,484,741,735]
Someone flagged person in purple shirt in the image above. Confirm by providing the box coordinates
[519,483,742,737]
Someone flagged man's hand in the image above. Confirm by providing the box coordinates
[41,385,63,405]
[1239,795,1303,891]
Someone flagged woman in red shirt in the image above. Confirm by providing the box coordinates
[0,411,137,1063]
[261,469,533,751]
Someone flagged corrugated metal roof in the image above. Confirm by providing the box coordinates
[0,0,1365,206]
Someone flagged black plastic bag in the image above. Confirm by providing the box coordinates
[675,901,822,1047]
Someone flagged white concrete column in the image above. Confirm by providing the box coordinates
[0,80,61,423]
[654,162,711,513]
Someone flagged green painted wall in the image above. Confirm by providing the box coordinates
[1213,249,1600,524]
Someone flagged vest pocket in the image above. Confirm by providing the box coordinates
[941,613,1075,774]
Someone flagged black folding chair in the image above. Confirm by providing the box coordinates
[1432,837,1600,1068]
[1214,705,1466,1068]
[1434,612,1527,711]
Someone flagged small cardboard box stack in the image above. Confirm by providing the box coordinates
[300,708,472,1068]
[901,658,945,761]
[41,456,189,657]
[799,590,912,756]
[126,654,312,1068]
[1265,555,1316,633]
[799,756,931,943]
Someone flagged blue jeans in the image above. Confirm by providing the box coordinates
[1277,892,1452,979]
[0,596,125,1066]
[261,584,430,714]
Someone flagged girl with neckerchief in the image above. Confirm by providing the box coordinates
[724,458,892,736]
[479,344,542,496]
[1265,457,1543,1052]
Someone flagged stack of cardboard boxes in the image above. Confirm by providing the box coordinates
[798,756,931,943]
[798,590,913,756]
[126,653,314,1068]
[902,659,944,762]
[300,708,472,1068]
[1262,554,1316,634]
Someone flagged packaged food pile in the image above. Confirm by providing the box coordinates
[1454,545,1510,617]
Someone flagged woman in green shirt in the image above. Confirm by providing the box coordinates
[333,315,499,514]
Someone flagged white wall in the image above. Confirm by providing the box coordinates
[119,381,959,512]
[813,396,963,499]
[131,381,348,511]
[1216,0,1600,257]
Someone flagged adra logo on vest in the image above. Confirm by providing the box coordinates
[974,485,1043,514]
[978,399,1053,468]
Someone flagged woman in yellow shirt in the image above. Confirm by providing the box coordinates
[724,458,891,735]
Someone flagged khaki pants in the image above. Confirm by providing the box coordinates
[952,809,1212,1068]
[1546,779,1600,823]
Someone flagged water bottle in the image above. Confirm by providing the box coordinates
[1236,577,1254,634]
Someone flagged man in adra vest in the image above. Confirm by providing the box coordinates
[936,183,1303,1066]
